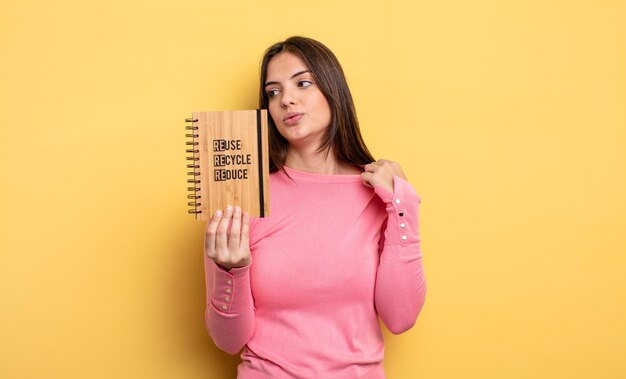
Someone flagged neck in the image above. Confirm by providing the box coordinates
[285,145,349,175]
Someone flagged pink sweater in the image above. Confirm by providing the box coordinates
[204,166,426,379]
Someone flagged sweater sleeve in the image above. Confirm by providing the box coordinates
[204,255,255,354]
[373,176,427,334]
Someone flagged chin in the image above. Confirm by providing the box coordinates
[280,127,307,141]
[282,131,310,145]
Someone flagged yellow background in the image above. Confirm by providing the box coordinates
[1,0,625,378]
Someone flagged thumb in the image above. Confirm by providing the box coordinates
[361,172,374,188]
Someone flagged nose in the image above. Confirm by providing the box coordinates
[280,88,296,108]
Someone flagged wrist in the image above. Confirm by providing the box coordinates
[216,257,251,271]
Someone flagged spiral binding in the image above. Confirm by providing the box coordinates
[185,117,201,216]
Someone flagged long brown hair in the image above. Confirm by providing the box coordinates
[259,36,375,172]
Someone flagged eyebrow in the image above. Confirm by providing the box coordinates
[264,70,311,87]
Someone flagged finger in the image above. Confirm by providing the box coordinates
[377,159,394,171]
[374,159,398,177]
[215,206,233,259]
[363,161,380,173]
[361,172,374,187]
[228,206,242,250]
[240,212,250,248]
[205,210,222,258]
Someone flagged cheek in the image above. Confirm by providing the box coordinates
[315,95,332,124]
[268,101,282,126]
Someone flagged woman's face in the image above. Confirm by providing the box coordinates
[264,52,331,149]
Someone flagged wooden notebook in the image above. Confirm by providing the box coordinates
[186,110,270,219]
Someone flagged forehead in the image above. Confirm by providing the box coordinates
[266,52,310,80]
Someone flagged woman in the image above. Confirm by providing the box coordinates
[204,36,426,379]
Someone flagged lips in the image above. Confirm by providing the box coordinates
[283,112,303,126]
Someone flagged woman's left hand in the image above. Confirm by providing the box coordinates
[361,159,407,193]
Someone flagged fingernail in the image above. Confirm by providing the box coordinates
[225,205,233,213]
[234,206,241,215]
[214,210,222,217]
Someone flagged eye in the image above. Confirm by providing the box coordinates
[298,80,313,88]
[266,88,280,98]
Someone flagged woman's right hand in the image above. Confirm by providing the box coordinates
[205,206,251,270]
